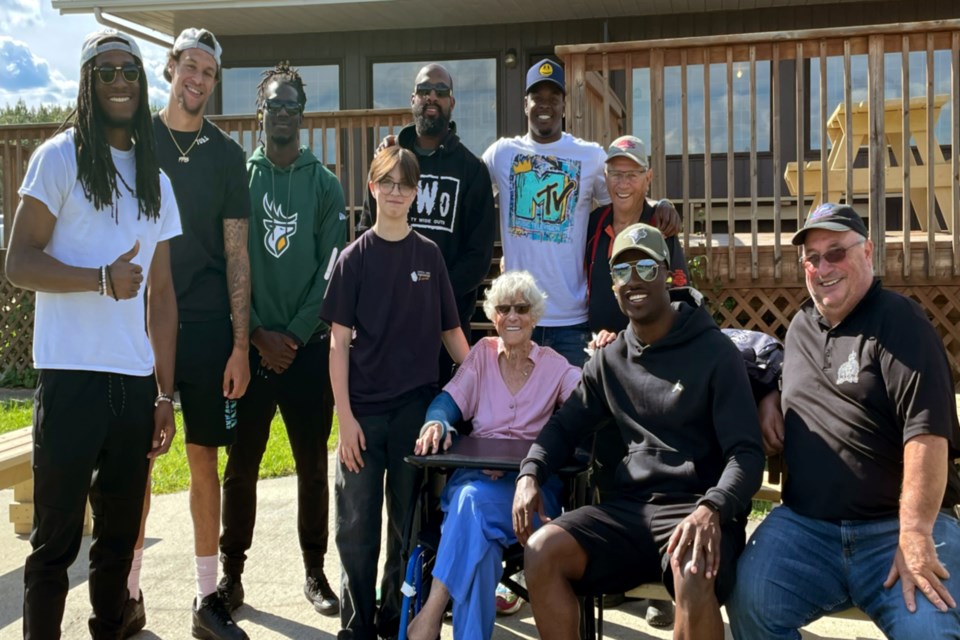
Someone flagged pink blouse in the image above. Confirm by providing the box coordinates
[444,337,582,440]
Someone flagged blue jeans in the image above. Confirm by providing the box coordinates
[531,323,590,368]
[727,505,960,639]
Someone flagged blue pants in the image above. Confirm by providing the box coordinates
[531,323,590,368]
[431,469,561,640]
[727,505,960,639]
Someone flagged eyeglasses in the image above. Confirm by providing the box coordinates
[93,65,140,84]
[494,304,531,316]
[414,82,452,98]
[610,259,660,286]
[377,177,415,197]
[799,239,865,271]
[606,169,647,183]
[264,99,303,115]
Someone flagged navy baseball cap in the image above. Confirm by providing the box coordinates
[526,59,565,94]
[791,203,868,245]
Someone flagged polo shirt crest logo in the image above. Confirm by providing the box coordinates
[410,270,432,282]
[836,351,860,384]
[261,193,298,258]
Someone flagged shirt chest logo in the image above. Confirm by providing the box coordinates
[410,270,431,282]
[261,193,298,258]
[836,350,860,384]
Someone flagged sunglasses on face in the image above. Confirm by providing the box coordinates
[264,99,303,115]
[610,259,660,286]
[94,65,140,84]
[495,304,531,316]
[799,239,865,271]
[414,82,452,98]
[377,177,415,197]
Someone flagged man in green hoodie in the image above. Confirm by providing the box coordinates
[218,61,347,618]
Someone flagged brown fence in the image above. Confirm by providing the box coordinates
[560,20,960,385]
[559,19,960,281]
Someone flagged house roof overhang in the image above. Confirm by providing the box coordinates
[51,0,872,38]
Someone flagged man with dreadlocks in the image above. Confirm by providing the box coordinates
[217,60,346,618]
[7,29,180,639]
[127,27,252,640]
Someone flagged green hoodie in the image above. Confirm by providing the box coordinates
[247,145,347,344]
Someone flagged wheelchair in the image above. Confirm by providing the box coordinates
[397,435,596,640]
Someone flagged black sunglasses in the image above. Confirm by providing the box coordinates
[494,304,531,316]
[94,65,140,84]
[264,99,304,115]
[799,239,865,271]
[415,82,452,98]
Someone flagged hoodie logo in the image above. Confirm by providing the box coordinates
[261,193,298,258]
[409,173,461,234]
[836,351,860,385]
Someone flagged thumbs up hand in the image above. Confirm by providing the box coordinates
[107,240,143,300]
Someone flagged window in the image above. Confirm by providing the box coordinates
[220,65,340,163]
[221,65,340,115]
[633,63,772,155]
[808,51,952,150]
[372,59,497,157]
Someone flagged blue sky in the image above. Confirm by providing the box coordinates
[0,0,170,109]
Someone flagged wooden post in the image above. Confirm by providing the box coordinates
[704,50,714,278]
[750,45,759,280]
[772,44,783,281]
[819,40,828,202]
[651,49,667,199]
[953,32,960,276]
[681,50,691,250]
[844,41,854,206]
[926,34,936,278]
[868,34,886,276]
[726,47,736,280]
[796,42,806,230]
[901,36,911,278]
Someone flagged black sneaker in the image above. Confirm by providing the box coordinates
[217,574,244,612]
[304,570,340,616]
[192,593,249,640]
[645,598,675,629]
[120,591,146,638]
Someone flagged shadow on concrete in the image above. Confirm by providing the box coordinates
[0,536,160,632]
[236,605,338,639]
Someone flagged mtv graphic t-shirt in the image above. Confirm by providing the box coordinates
[483,133,609,326]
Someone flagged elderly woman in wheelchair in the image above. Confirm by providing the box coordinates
[406,270,581,640]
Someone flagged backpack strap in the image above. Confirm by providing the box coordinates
[586,205,613,298]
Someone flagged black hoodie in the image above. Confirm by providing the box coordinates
[519,289,765,524]
[359,123,496,330]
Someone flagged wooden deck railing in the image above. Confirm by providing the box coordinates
[558,19,960,282]
[0,109,411,245]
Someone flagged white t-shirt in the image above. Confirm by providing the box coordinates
[483,133,609,326]
[18,129,182,376]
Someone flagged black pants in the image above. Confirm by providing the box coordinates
[336,390,430,640]
[220,337,335,576]
[24,369,154,640]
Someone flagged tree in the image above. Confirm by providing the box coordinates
[0,99,74,125]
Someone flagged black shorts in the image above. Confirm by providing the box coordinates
[552,496,746,603]
[175,318,236,447]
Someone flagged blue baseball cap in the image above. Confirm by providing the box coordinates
[526,59,565,94]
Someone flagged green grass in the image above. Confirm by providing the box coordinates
[0,399,339,495]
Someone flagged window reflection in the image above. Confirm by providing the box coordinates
[221,65,340,164]
[633,63,772,155]
[372,59,497,156]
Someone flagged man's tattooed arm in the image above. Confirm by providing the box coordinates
[223,218,250,350]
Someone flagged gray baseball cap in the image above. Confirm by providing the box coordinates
[80,29,142,67]
[173,27,222,68]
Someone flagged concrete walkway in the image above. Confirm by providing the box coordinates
[0,458,886,640]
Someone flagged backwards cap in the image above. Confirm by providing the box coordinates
[80,29,142,67]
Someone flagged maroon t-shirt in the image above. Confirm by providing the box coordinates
[321,229,460,416]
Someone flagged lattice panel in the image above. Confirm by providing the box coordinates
[702,284,960,389]
[701,287,808,341]
[0,277,34,386]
